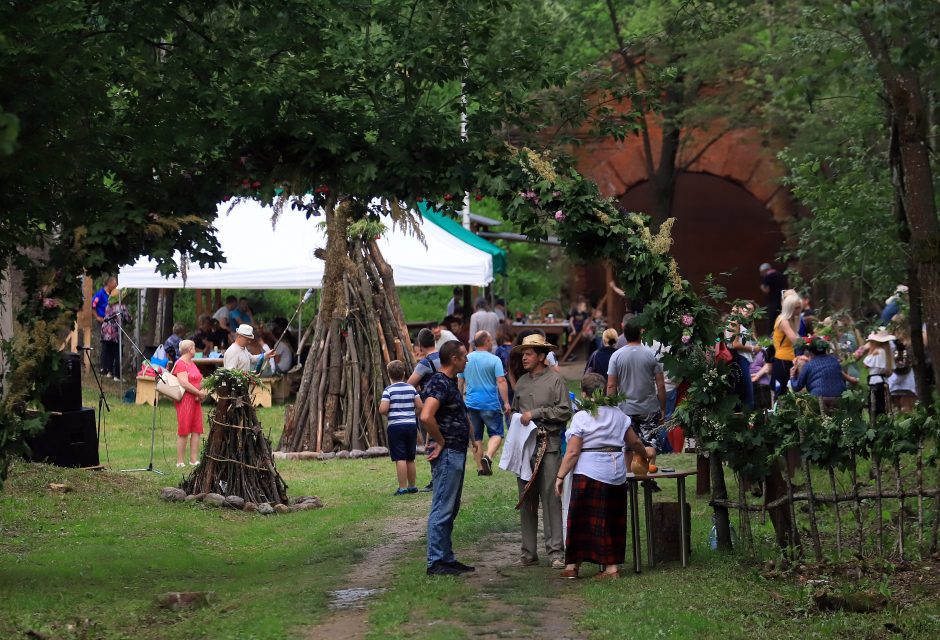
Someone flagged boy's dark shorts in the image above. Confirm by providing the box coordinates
[388,424,418,461]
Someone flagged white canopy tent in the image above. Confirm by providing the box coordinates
[119,199,494,289]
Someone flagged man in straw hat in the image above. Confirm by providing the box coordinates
[510,333,572,569]
[223,324,275,372]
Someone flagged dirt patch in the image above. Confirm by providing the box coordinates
[424,532,585,640]
[301,514,426,640]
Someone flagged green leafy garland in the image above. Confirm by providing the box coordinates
[574,391,626,417]
[202,368,260,396]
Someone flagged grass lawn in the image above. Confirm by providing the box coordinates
[1,383,938,639]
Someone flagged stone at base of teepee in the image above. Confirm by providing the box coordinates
[204,493,225,508]
[160,487,187,502]
[157,591,214,611]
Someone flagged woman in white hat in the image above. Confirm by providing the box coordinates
[863,329,895,418]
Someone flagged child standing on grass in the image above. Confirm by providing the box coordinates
[380,360,423,495]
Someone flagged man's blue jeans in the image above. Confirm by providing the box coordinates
[427,447,466,567]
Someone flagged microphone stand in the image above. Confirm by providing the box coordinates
[79,346,110,444]
[110,318,165,476]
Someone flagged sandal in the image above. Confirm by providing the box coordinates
[560,567,579,579]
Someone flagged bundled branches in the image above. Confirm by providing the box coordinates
[278,229,414,453]
[182,375,288,505]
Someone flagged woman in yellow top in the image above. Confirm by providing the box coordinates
[772,294,802,395]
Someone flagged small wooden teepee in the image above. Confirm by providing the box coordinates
[182,370,288,504]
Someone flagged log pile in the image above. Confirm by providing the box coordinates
[278,230,415,453]
[182,374,289,505]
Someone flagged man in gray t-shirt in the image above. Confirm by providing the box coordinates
[468,299,500,352]
[606,321,666,450]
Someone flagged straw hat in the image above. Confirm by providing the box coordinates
[512,333,554,354]
[236,324,255,339]
[866,328,895,343]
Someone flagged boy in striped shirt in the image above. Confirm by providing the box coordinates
[380,360,424,495]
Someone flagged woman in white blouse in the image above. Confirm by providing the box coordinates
[554,373,652,580]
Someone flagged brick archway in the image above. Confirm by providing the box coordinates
[569,122,798,316]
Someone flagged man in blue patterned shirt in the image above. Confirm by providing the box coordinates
[421,340,478,576]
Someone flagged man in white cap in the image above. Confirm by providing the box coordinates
[223,324,274,372]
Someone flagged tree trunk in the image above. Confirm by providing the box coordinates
[710,453,733,551]
[889,114,932,400]
[278,199,416,453]
[858,18,940,395]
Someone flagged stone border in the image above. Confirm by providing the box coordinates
[160,487,323,514]
[273,446,397,461]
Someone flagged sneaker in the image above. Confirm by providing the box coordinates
[512,556,539,567]
[550,558,566,570]
[113,377,123,383]
[406,487,419,494]
[175,462,186,469]
[560,567,579,579]
[477,469,486,476]
[480,455,493,476]
[394,488,409,496]
[189,460,199,467]
[445,560,476,573]
[427,561,462,577]
[421,482,433,492]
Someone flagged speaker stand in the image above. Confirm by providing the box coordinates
[121,398,165,475]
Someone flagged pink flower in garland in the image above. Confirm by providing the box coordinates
[681,335,691,344]
[681,314,694,326]
[554,210,565,222]
[42,298,60,309]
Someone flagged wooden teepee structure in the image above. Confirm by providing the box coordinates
[183,372,289,504]
[278,199,416,453]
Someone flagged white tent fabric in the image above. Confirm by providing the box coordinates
[119,199,494,289]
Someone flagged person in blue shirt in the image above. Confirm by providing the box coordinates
[791,336,856,412]
[458,331,510,477]
[229,297,254,329]
[91,276,117,373]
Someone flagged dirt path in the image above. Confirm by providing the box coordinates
[439,532,583,640]
[301,514,426,640]
[302,515,584,640]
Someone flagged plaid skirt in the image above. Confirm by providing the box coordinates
[565,474,628,566]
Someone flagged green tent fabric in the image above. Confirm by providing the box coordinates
[418,203,507,276]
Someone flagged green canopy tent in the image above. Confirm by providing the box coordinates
[418,203,507,276]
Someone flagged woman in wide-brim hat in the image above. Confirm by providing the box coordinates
[863,328,895,419]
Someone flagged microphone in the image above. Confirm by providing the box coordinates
[302,288,314,304]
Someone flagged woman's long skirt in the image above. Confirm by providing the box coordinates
[564,474,628,566]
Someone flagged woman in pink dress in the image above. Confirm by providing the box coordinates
[171,339,207,468]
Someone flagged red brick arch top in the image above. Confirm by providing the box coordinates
[571,120,798,229]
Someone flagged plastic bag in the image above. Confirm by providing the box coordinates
[151,345,168,368]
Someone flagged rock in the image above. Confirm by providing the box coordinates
[349,449,365,459]
[291,499,324,511]
[204,493,225,508]
[160,487,187,502]
[335,450,350,459]
[256,502,275,515]
[319,452,335,461]
[366,446,389,457]
[193,492,207,502]
[243,502,257,513]
[274,503,290,514]
[301,496,323,508]
[273,451,288,460]
[813,589,888,613]
[184,494,199,503]
[47,483,73,493]
[156,591,215,611]
[224,495,245,510]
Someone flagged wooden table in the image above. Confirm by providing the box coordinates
[193,358,224,375]
[511,322,570,344]
[626,469,697,572]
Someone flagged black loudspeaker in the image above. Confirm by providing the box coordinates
[40,352,82,413]
[28,407,99,468]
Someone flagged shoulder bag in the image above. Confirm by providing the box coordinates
[156,364,185,402]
